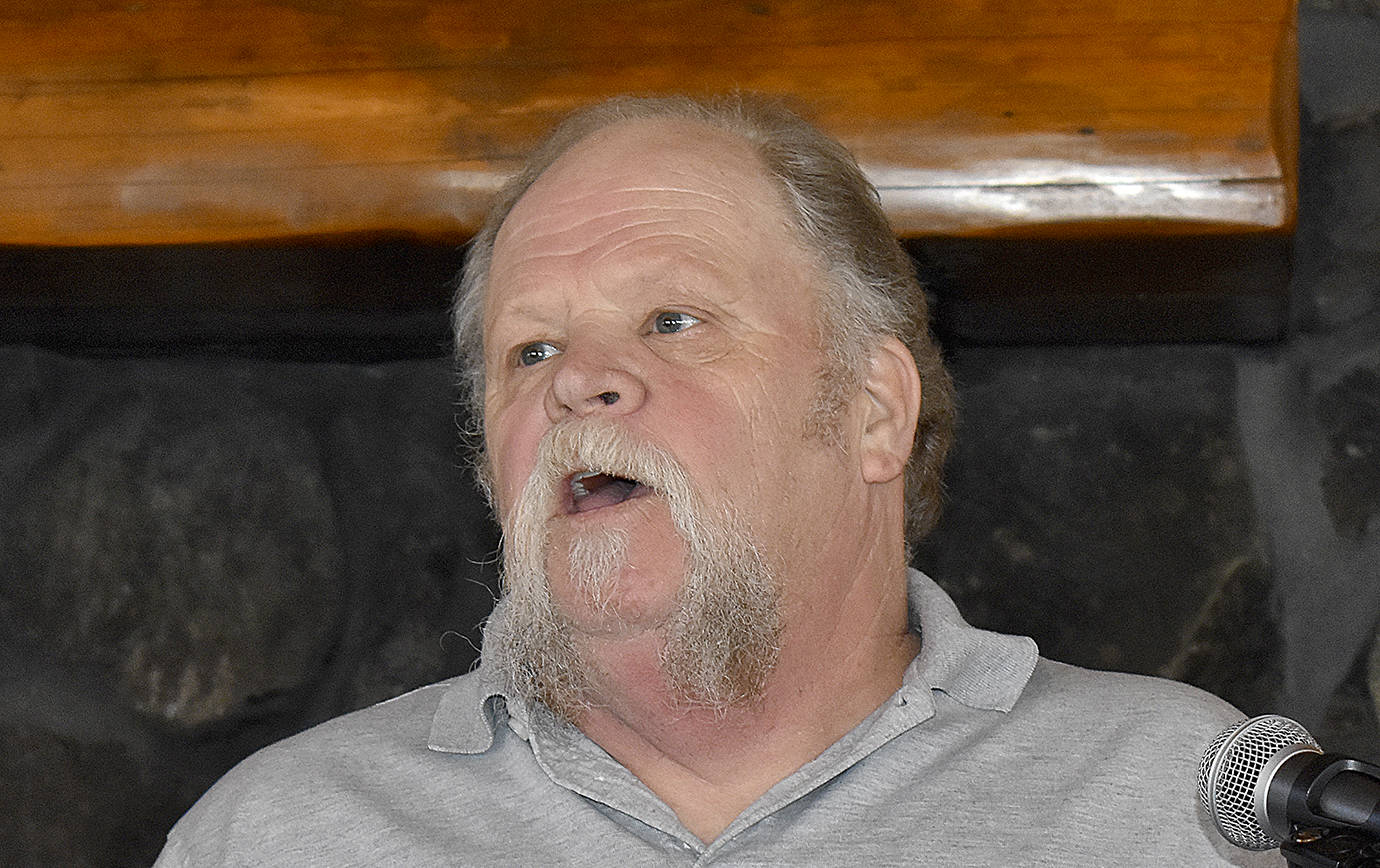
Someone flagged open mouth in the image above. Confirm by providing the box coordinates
[567,470,649,514]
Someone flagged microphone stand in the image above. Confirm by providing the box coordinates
[1282,828,1380,868]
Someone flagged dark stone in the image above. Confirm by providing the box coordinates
[913,344,1267,679]
[0,353,346,726]
[0,240,462,361]
[1317,365,1380,541]
[1315,634,1380,763]
[0,723,167,868]
[0,347,502,866]
[1237,341,1380,731]
[1292,98,1380,333]
[1304,118,1380,275]
[1158,556,1282,716]
[1299,6,1380,131]
[0,644,190,868]
[1293,4,1380,337]
[1245,1,1380,733]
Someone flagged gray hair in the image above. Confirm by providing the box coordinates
[453,94,956,542]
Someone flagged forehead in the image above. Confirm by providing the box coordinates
[486,118,810,305]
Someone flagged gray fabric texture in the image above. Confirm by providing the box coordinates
[156,571,1281,866]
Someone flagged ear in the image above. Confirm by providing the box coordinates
[858,336,922,485]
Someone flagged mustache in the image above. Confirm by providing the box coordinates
[514,420,698,526]
[503,420,697,594]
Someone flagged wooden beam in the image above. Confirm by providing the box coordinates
[0,0,1296,246]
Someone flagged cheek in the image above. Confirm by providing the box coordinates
[714,357,818,436]
[485,401,547,514]
[660,371,811,491]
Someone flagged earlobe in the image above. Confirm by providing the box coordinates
[859,337,922,484]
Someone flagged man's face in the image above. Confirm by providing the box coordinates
[481,118,857,647]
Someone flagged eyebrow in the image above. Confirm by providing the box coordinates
[483,252,734,338]
[486,300,555,329]
[482,306,559,361]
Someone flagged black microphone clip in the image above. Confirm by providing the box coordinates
[1271,753,1380,868]
[1268,753,1380,842]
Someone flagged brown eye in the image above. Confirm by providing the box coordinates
[517,341,560,367]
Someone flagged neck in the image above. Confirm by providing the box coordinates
[569,533,916,843]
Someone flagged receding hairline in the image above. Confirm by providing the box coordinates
[481,113,842,339]
[489,114,820,268]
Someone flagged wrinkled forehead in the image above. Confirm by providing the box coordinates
[488,118,804,280]
[511,117,784,224]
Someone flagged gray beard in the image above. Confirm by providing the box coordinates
[487,421,782,722]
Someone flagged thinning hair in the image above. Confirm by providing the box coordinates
[453,94,956,543]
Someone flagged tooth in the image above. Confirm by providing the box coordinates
[571,470,595,499]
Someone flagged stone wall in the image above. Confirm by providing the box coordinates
[3,3,1379,864]
[0,354,502,864]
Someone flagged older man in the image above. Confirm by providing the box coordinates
[156,96,1275,865]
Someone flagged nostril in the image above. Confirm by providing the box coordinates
[597,391,619,405]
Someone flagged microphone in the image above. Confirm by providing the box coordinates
[1198,714,1380,851]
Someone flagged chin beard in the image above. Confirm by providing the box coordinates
[488,421,782,723]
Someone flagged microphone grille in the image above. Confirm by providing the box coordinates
[1197,714,1320,850]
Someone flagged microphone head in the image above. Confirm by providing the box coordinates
[1197,714,1321,850]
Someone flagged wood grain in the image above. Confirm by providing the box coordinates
[0,0,1296,246]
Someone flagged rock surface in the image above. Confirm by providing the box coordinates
[0,352,501,866]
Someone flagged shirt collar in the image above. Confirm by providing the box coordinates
[428,568,1040,754]
[427,599,524,755]
[903,568,1039,713]
[426,663,512,754]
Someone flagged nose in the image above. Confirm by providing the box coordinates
[544,339,646,422]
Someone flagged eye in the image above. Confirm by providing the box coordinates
[651,311,702,335]
[516,341,561,367]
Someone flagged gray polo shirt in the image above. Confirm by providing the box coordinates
[156,571,1280,866]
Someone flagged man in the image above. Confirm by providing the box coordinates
[156,95,1275,865]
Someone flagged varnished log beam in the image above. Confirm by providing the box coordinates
[0,0,1296,247]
